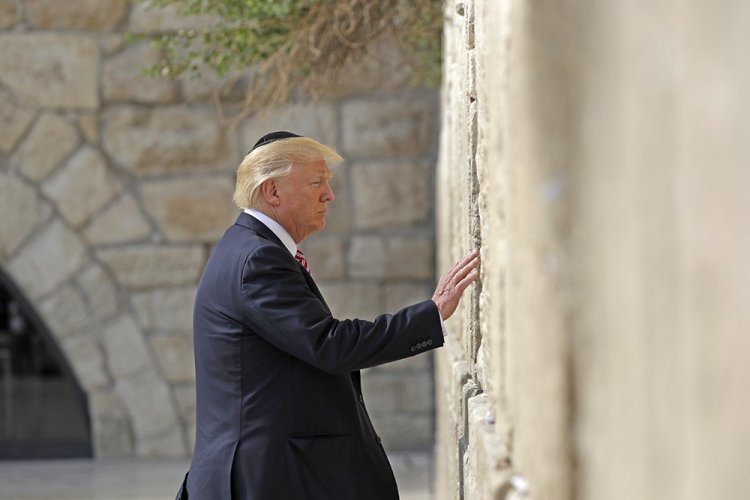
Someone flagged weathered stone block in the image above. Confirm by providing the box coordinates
[77,264,120,322]
[150,334,195,383]
[0,34,99,109]
[316,282,382,320]
[324,167,352,234]
[83,194,152,246]
[342,98,437,156]
[116,367,181,440]
[88,389,134,458]
[38,285,90,339]
[361,370,401,414]
[351,161,431,229]
[102,105,235,176]
[0,0,20,29]
[349,236,385,279]
[6,219,86,299]
[401,371,434,413]
[129,1,217,33]
[301,236,347,279]
[78,113,99,144]
[103,42,177,103]
[60,334,110,390]
[239,102,338,156]
[371,413,433,451]
[26,0,126,30]
[0,86,35,153]
[97,244,205,289]
[136,426,186,458]
[131,286,196,332]
[42,146,120,227]
[173,384,196,425]
[0,172,51,258]
[383,284,433,313]
[101,315,152,378]
[141,176,237,241]
[385,236,433,280]
[384,351,430,372]
[15,113,79,182]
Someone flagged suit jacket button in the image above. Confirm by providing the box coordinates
[359,394,365,404]
[427,339,433,346]
[410,346,416,352]
[376,436,382,445]
[420,340,428,348]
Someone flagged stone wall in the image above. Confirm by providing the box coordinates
[438,0,750,499]
[0,0,439,457]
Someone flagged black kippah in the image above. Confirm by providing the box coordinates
[249,131,302,153]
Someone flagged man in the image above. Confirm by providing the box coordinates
[177,132,479,499]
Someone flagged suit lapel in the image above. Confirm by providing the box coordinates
[236,212,332,315]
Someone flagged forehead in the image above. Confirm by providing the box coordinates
[291,159,331,177]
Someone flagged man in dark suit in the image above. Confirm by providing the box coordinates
[177,132,479,499]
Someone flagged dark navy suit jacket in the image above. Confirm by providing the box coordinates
[177,212,443,499]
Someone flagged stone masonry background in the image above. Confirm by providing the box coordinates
[437,0,750,499]
[0,0,439,458]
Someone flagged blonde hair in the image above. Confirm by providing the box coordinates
[233,136,344,209]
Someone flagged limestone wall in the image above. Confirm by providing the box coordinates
[438,0,750,499]
[0,0,439,457]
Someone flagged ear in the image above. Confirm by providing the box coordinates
[260,179,281,206]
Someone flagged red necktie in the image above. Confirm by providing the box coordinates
[295,249,310,274]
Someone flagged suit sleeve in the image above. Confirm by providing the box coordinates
[240,243,443,374]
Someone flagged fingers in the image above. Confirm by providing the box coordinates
[454,267,479,293]
[445,249,480,281]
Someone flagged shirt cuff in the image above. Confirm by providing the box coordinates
[438,310,448,337]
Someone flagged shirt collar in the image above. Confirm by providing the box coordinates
[244,209,297,257]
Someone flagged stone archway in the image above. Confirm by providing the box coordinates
[0,173,191,457]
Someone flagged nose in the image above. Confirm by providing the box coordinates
[323,181,335,202]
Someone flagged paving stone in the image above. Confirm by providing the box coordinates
[141,176,237,242]
[78,113,99,144]
[0,34,99,109]
[26,0,126,30]
[103,42,177,103]
[0,86,35,153]
[83,193,152,246]
[41,146,120,227]
[15,113,79,182]
[97,244,205,290]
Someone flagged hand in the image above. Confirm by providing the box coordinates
[431,249,480,320]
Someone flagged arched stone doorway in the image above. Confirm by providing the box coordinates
[0,269,92,459]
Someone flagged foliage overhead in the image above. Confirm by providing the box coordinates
[138,0,443,112]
